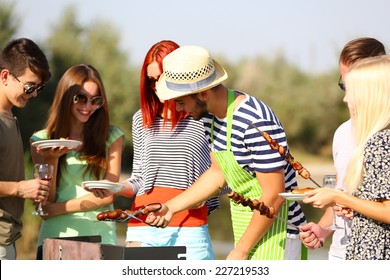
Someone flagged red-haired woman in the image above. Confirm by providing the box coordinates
[118,40,219,260]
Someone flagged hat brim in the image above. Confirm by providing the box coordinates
[156,59,228,101]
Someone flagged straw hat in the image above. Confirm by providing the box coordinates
[156,45,228,101]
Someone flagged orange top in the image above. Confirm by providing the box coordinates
[127,187,208,227]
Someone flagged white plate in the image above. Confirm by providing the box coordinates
[32,139,82,150]
[279,192,306,201]
[83,181,124,193]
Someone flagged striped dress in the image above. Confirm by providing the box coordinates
[125,109,220,213]
[203,90,306,237]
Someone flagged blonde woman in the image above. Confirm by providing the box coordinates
[303,55,390,260]
[299,37,386,260]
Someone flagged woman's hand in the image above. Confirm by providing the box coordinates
[35,146,73,161]
[82,180,112,198]
[303,187,341,208]
[334,204,353,220]
[145,204,172,227]
[86,188,112,198]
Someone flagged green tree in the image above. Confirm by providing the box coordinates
[2,0,50,159]
[231,54,347,155]
[16,6,140,168]
[4,2,349,259]
[0,0,18,49]
[46,6,139,166]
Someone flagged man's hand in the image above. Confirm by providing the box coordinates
[17,179,50,204]
[299,222,331,250]
[226,248,248,260]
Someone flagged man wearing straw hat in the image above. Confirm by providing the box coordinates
[147,45,306,260]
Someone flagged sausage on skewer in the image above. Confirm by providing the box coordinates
[226,190,302,229]
[248,121,321,187]
[97,209,133,221]
[96,202,162,223]
[227,191,274,219]
[259,129,311,179]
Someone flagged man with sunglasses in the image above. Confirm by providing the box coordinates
[0,38,51,259]
[299,37,386,260]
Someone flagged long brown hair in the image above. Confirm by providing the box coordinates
[45,64,110,179]
[139,40,187,129]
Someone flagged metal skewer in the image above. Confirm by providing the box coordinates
[308,177,322,188]
[273,215,301,230]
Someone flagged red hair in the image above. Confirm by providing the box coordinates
[140,40,187,129]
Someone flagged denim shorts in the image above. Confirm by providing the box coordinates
[0,243,16,260]
[126,224,215,260]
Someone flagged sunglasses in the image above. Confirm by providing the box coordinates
[148,76,160,84]
[147,75,160,91]
[338,75,345,91]
[73,93,104,109]
[11,73,45,94]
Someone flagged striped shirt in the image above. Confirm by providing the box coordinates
[125,110,220,213]
[203,90,306,235]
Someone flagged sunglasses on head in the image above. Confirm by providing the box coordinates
[11,73,45,94]
[73,93,104,109]
[338,75,345,91]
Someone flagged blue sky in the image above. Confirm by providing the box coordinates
[12,0,390,74]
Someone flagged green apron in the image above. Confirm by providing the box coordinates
[211,89,288,260]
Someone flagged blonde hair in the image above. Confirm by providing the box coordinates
[344,55,390,193]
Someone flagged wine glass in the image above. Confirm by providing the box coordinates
[323,174,343,230]
[32,164,53,216]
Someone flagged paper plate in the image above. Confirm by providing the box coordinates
[83,181,124,193]
[279,192,305,201]
[32,139,82,150]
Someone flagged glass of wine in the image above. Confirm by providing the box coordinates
[323,174,343,230]
[32,163,53,216]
